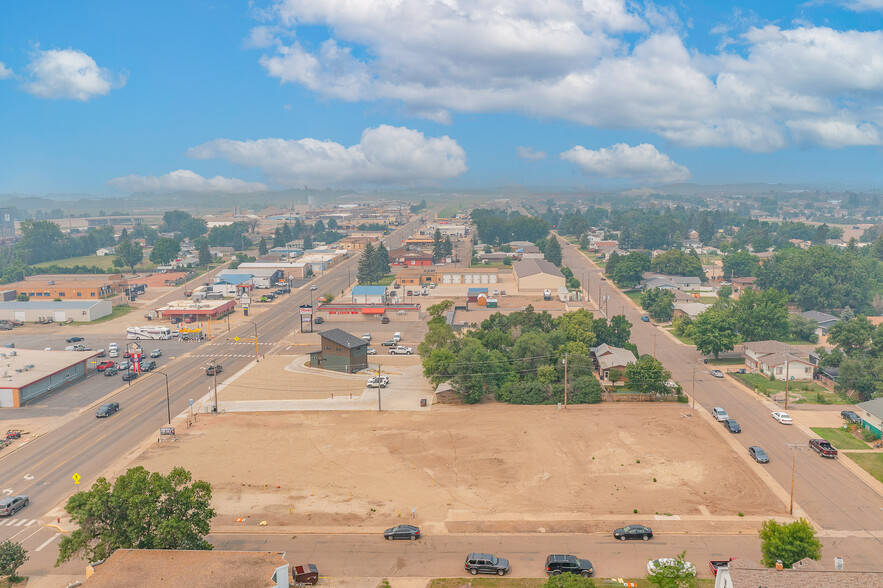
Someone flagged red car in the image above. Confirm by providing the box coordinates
[96,360,115,371]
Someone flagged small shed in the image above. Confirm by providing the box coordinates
[467,287,488,303]
[435,382,461,404]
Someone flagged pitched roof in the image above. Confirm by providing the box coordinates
[319,328,368,349]
[856,397,883,420]
[593,344,637,370]
[742,340,799,356]
[727,557,883,588]
[760,352,813,368]
[801,310,839,325]
[673,302,710,317]
[513,259,564,279]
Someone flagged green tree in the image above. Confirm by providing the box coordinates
[545,235,563,266]
[303,235,313,250]
[450,341,511,403]
[828,315,874,355]
[721,250,760,278]
[646,551,696,588]
[569,375,603,404]
[697,214,715,245]
[579,234,590,250]
[432,229,445,263]
[375,242,391,277]
[836,355,879,401]
[56,466,215,566]
[640,288,675,322]
[327,218,338,230]
[650,249,704,280]
[789,314,818,343]
[197,240,212,266]
[0,540,28,583]
[443,236,454,256]
[717,284,732,299]
[545,571,596,588]
[625,355,672,394]
[692,307,739,359]
[357,242,377,284]
[114,239,143,274]
[758,518,822,568]
[149,237,181,265]
[611,252,651,288]
[258,237,268,255]
[733,288,790,342]
[15,293,28,302]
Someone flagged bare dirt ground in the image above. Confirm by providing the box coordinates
[131,403,781,532]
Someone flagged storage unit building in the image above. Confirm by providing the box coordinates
[0,300,112,322]
[512,259,565,292]
[0,349,100,407]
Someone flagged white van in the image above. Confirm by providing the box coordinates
[393,332,402,343]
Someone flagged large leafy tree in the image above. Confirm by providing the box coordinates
[640,288,675,322]
[545,235,562,266]
[56,466,215,566]
[646,550,696,588]
[733,288,790,342]
[625,355,672,395]
[197,240,212,266]
[721,250,760,279]
[149,237,181,265]
[650,249,704,280]
[691,307,739,359]
[113,239,143,274]
[611,252,651,288]
[827,315,875,355]
[758,518,821,568]
[0,540,28,583]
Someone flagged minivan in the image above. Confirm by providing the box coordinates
[712,407,729,422]
[393,332,401,342]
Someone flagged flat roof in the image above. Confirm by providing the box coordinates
[0,348,99,389]
[352,286,388,295]
[159,299,235,312]
[82,549,287,588]
[0,300,109,310]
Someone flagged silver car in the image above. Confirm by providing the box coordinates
[0,495,29,516]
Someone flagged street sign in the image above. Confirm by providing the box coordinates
[160,427,175,436]
[234,336,240,341]
[72,473,81,485]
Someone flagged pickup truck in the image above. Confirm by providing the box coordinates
[710,558,734,577]
[388,346,413,355]
[810,438,838,458]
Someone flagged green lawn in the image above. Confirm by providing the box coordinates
[810,427,871,450]
[375,274,397,286]
[696,296,718,304]
[33,254,156,271]
[792,389,854,405]
[663,326,694,345]
[732,373,826,396]
[845,453,883,484]
[88,304,137,324]
[437,203,461,218]
[625,290,643,304]
[706,357,745,366]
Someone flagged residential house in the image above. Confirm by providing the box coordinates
[591,344,637,380]
[673,302,710,319]
[714,557,883,588]
[742,340,813,380]
[800,310,840,335]
[854,397,883,439]
[641,273,703,291]
[95,247,115,256]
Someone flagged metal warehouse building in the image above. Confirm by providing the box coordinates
[0,300,113,323]
[0,348,100,407]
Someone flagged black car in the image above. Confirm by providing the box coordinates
[749,446,769,463]
[545,554,594,577]
[141,360,157,372]
[103,366,118,376]
[121,371,139,381]
[841,410,862,425]
[206,364,223,376]
[66,336,84,343]
[96,402,120,418]
[613,524,653,541]
[313,316,324,324]
[383,524,420,541]
[465,553,509,576]
[724,419,741,433]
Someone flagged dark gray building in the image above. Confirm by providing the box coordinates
[309,328,368,373]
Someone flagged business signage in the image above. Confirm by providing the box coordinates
[160,427,175,436]
[299,305,313,316]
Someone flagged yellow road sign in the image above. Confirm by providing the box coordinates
[72,473,81,485]
[234,336,239,341]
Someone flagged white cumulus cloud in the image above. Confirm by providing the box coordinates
[516,146,546,160]
[0,62,12,79]
[108,170,268,194]
[187,125,468,187]
[24,48,125,101]
[251,1,883,151]
[835,0,883,11]
[561,143,691,184]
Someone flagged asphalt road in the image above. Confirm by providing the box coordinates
[560,238,883,536]
[0,218,423,575]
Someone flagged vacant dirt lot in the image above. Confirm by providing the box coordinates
[132,403,780,531]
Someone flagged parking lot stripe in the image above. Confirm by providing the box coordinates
[35,533,60,552]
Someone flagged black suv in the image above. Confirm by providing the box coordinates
[545,554,594,577]
[96,402,120,418]
[141,360,157,372]
[465,553,509,576]
[841,410,862,425]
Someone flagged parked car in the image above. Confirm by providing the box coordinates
[206,364,223,376]
[383,524,420,540]
[0,495,29,517]
[314,316,324,324]
[613,524,653,541]
[647,558,696,577]
[96,360,115,371]
[381,339,396,346]
[367,348,377,355]
[117,360,131,371]
[96,349,106,357]
[362,333,372,341]
[772,411,793,424]
[381,316,390,324]
[150,349,163,358]
[66,336,84,343]
[121,371,139,382]
[291,563,319,585]
[810,438,838,458]
[641,315,650,322]
[96,402,120,418]
[748,446,769,463]
[711,407,729,422]
[841,410,862,425]
[389,346,413,355]
[709,369,724,378]
[141,360,157,372]
[465,553,510,576]
[545,554,594,577]
[109,349,119,358]
[103,366,119,376]
[724,419,741,433]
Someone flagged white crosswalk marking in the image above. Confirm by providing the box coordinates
[13,519,26,526]
[26,519,35,526]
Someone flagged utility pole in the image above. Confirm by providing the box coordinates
[211,358,218,413]
[377,363,382,412]
[784,354,791,409]
[563,353,569,409]
[786,443,806,515]
[691,365,696,410]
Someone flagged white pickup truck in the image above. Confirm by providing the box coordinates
[388,346,413,355]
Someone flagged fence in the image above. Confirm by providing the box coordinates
[603,391,679,402]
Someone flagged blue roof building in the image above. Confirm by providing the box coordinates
[351,285,388,304]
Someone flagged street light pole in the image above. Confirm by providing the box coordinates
[156,371,171,424]
[246,320,259,363]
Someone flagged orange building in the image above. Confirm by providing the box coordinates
[13,274,128,300]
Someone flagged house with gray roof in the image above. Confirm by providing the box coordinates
[715,557,883,588]
[742,340,813,381]
[591,344,637,380]
[855,397,883,439]
[800,310,840,335]
[641,273,703,291]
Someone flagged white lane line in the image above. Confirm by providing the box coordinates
[10,523,42,542]
[35,533,60,552]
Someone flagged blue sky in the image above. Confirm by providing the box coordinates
[1,1,883,195]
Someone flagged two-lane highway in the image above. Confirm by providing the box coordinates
[561,237,883,536]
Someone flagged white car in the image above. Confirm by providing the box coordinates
[367,348,377,355]
[367,377,388,388]
[772,411,793,424]
[362,333,372,341]
[389,346,413,355]
[647,559,696,577]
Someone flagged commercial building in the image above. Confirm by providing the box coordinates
[512,259,565,292]
[221,268,283,289]
[158,299,236,321]
[11,274,128,299]
[339,236,377,250]
[0,348,101,407]
[81,549,290,587]
[238,262,306,279]
[213,273,253,296]
[0,300,112,322]
[392,252,433,267]
[309,328,369,373]
[396,267,500,287]
[351,285,388,304]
